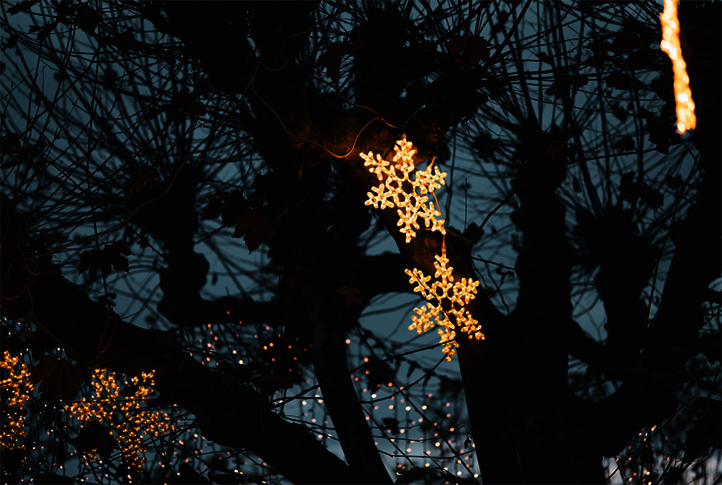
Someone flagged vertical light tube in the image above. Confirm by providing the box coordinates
[660,0,696,134]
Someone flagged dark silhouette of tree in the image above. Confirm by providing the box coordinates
[1,1,720,484]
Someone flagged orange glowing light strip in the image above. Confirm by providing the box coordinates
[660,0,696,134]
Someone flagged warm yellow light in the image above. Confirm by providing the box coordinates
[406,251,483,361]
[361,136,447,243]
[0,351,34,410]
[360,137,483,361]
[660,0,696,134]
[1,351,34,453]
[65,368,176,470]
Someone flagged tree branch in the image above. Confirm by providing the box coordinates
[310,293,392,483]
[581,126,721,459]
[460,127,576,482]
[3,269,362,484]
[645,185,721,369]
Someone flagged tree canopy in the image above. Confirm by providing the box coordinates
[1,1,720,484]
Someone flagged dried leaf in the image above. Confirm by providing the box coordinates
[335,285,362,307]
[7,0,38,15]
[104,28,140,51]
[30,356,82,402]
[232,213,275,254]
[614,136,635,153]
[76,5,101,35]
[317,43,347,82]
[218,189,275,252]
[78,240,133,280]
[0,133,22,154]
[610,101,628,122]
[218,191,249,228]
[446,35,490,65]
[29,21,58,43]
[605,71,646,91]
[0,133,42,169]
[641,187,663,210]
[201,194,223,220]
[534,52,553,64]
[168,88,207,117]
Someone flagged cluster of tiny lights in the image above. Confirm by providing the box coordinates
[1,351,34,410]
[362,136,483,361]
[1,351,34,452]
[361,136,447,243]
[660,0,696,134]
[64,368,176,470]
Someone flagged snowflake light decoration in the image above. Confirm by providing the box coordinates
[660,0,696,134]
[65,368,176,470]
[361,136,447,243]
[360,136,483,361]
[405,252,484,361]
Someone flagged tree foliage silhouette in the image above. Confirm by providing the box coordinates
[1,1,720,484]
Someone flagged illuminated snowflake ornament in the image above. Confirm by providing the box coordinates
[660,0,696,134]
[361,136,447,243]
[405,252,484,361]
[360,136,482,361]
